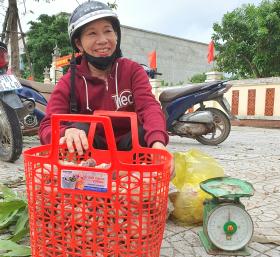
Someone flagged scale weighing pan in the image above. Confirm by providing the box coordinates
[200,177,254,198]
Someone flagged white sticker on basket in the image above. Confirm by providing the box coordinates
[61,170,108,192]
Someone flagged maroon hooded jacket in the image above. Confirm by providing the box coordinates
[39,56,169,147]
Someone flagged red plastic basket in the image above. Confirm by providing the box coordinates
[24,111,171,257]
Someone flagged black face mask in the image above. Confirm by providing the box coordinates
[85,51,117,70]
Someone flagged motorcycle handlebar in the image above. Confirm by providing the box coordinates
[140,64,162,78]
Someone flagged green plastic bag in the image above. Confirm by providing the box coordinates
[170,149,224,225]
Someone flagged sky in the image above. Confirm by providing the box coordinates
[1,0,264,44]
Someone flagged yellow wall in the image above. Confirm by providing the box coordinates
[227,79,280,118]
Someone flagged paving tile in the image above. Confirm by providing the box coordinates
[192,246,212,257]
[160,247,174,257]
[264,248,280,257]
[255,228,280,236]
[171,241,194,255]
[255,221,280,228]
[1,127,280,256]
[246,247,268,257]
[173,251,189,257]
[161,240,172,248]
[167,233,185,243]
[254,254,269,257]
[249,242,273,253]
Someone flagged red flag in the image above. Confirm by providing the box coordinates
[207,40,215,63]
[148,50,157,69]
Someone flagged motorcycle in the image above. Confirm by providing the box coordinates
[0,42,35,162]
[16,78,51,136]
[141,64,233,145]
[159,80,233,145]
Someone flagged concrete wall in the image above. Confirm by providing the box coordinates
[120,25,213,85]
[18,25,212,85]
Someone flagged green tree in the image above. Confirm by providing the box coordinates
[1,0,56,77]
[107,0,118,9]
[212,0,280,78]
[24,12,72,81]
[2,0,117,78]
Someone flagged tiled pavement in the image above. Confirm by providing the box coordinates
[0,126,279,256]
[163,126,280,257]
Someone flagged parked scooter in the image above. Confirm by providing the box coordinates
[142,64,233,145]
[159,81,233,145]
[16,78,52,136]
[0,42,35,162]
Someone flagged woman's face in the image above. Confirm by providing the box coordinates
[75,18,117,57]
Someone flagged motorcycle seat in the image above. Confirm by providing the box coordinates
[159,81,221,102]
[18,78,55,94]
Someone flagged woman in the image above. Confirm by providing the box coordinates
[39,1,173,173]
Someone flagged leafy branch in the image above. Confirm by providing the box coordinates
[0,184,31,257]
[107,0,118,10]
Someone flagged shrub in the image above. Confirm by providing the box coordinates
[190,73,206,83]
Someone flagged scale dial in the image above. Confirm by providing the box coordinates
[206,204,253,251]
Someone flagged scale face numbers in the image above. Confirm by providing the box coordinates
[206,204,253,251]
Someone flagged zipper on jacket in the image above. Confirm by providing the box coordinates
[105,79,108,91]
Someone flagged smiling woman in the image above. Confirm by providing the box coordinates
[38,0,174,177]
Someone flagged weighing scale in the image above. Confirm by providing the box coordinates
[198,177,254,256]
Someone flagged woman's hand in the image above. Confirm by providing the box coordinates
[59,128,89,155]
[152,141,175,180]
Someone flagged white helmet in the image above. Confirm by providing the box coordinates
[68,0,121,54]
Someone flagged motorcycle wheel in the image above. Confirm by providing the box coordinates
[195,107,231,145]
[0,100,23,162]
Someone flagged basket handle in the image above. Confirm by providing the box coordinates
[50,114,117,159]
[93,111,140,148]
